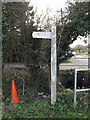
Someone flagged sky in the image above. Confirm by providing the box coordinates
[30,0,68,14]
[30,0,88,48]
[69,36,88,48]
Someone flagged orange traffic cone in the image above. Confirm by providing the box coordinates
[10,80,19,104]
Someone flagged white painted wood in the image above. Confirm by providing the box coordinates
[51,26,57,105]
[32,32,51,39]
[32,26,57,105]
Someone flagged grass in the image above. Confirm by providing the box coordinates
[86,54,90,56]
[76,52,90,56]
[76,52,84,55]
[1,91,88,119]
[63,60,72,63]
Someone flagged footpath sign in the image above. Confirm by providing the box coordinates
[32,26,57,105]
[32,32,52,39]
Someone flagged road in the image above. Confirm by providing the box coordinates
[70,54,88,69]
[60,53,89,70]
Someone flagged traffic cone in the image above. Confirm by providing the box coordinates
[10,80,19,104]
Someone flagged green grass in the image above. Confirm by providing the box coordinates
[76,52,90,56]
[76,52,84,55]
[1,91,88,119]
[86,54,90,56]
[76,52,79,55]
[63,60,72,63]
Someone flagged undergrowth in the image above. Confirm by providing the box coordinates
[1,91,88,119]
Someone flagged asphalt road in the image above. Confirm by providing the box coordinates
[60,53,89,70]
[70,54,88,69]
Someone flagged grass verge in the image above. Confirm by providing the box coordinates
[62,60,72,63]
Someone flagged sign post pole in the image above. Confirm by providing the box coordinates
[51,26,57,105]
[32,26,57,104]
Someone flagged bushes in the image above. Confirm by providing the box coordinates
[2,68,49,101]
[2,68,89,118]
[2,91,88,119]
[58,69,89,89]
[2,69,26,100]
[57,91,88,113]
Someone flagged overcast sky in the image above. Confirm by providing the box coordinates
[30,0,68,14]
[69,36,88,48]
[30,0,88,48]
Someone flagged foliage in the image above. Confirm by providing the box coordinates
[73,44,87,51]
[2,2,41,67]
[56,1,90,72]
[2,3,90,118]
[67,1,90,35]
[86,54,90,56]
[2,1,90,92]
[2,68,89,119]
[2,2,50,92]
[2,91,88,119]
[3,67,89,101]
[58,69,89,89]
[2,68,49,100]
[2,1,90,65]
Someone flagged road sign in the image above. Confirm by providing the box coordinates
[32,32,52,39]
[32,26,57,105]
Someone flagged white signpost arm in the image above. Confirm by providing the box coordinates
[32,32,51,39]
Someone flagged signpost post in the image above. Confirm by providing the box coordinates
[32,26,57,105]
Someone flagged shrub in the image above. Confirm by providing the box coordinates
[2,91,88,119]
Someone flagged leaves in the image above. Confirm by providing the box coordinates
[2,91,88,118]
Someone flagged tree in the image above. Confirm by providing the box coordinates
[2,2,38,63]
[73,44,86,52]
[2,2,45,95]
[56,1,90,69]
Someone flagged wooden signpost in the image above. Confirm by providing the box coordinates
[32,26,57,105]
